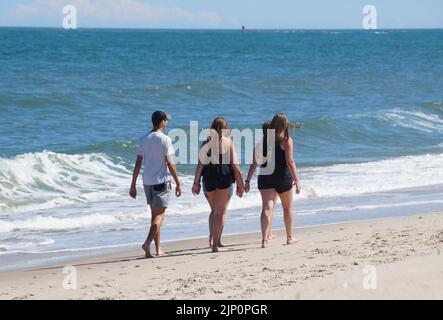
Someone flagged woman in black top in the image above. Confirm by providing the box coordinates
[245,113,301,248]
[192,117,244,252]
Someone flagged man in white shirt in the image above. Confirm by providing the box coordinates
[130,110,181,258]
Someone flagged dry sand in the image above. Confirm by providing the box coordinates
[1,212,442,300]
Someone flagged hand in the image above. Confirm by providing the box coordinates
[244,180,250,193]
[129,185,137,199]
[236,185,244,198]
[295,181,301,194]
[192,182,201,196]
[175,185,182,197]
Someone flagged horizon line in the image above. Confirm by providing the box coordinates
[1,25,443,31]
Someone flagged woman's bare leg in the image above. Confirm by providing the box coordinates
[206,191,216,247]
[268,192,279,240]
[260,189,277,248]
[211,188,231,252]
[217,193,231,247]
[278,189,298,244]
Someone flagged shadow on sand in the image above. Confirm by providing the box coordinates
[29,240,262,272]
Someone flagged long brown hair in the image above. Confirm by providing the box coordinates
[262,120,271,137]
[201,117,231,163]
[208,116,230,142]
[270,113,289,144]
[261,120,271,158]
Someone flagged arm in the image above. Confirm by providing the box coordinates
[129,155,143,199]
[244,148,257,193]
[230,140,244,197]
[166,154,182,197]
[285,138,301,194]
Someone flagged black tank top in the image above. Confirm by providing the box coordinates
[202,143,234,181]
[274,142,288,176]
[261,138,287,176]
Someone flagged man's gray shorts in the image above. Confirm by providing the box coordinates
[144,181,172,209]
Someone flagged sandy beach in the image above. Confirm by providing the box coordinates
[1,211,442,300]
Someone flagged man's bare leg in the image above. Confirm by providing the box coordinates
[142,206,166,258]
[154,212,167,256]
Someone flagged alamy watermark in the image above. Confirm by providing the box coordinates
[61,4,378,31]
[166,121,277,175]
[362,265,377,290]
[362,5,378,30]
[62,265,78,290]
[63,5,77,30]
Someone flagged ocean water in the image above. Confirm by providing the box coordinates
[1,28,443,270]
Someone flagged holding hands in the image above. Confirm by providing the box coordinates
[244,180,251,193]
[236,183,244,198]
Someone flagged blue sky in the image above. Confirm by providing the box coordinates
[0,0,442,29]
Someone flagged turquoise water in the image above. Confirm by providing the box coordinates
[1,28,443,269]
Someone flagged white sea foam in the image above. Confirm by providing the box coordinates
[0,212,147,233]
[187,153,443,214]
[1,150,443,238]
[1,151,443,256]
[0,151,130,214]
[0,235,55,253]
[2,151,443,219]
[0,241,142,256]
[348,106,443,133]
[296,153,443,199]
[295,199,443,216]
[378,109,443,133]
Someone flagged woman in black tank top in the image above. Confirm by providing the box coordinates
[192,117,244,252]
[202,147,235,190]
[245,113,301,248]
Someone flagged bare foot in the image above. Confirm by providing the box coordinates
[212,245,219,253]
[268,234,277,241]
[217,242,226,248]
[262,240,269,248]
[156,248,167,257]
[286,237,299,245]
[142,243,153,259]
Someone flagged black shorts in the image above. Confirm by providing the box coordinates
[203,175,234,192]
[258,169,293,194]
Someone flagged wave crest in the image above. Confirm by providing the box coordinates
[0,151,130,214]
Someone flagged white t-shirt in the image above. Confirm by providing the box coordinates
[137,131,175,185]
